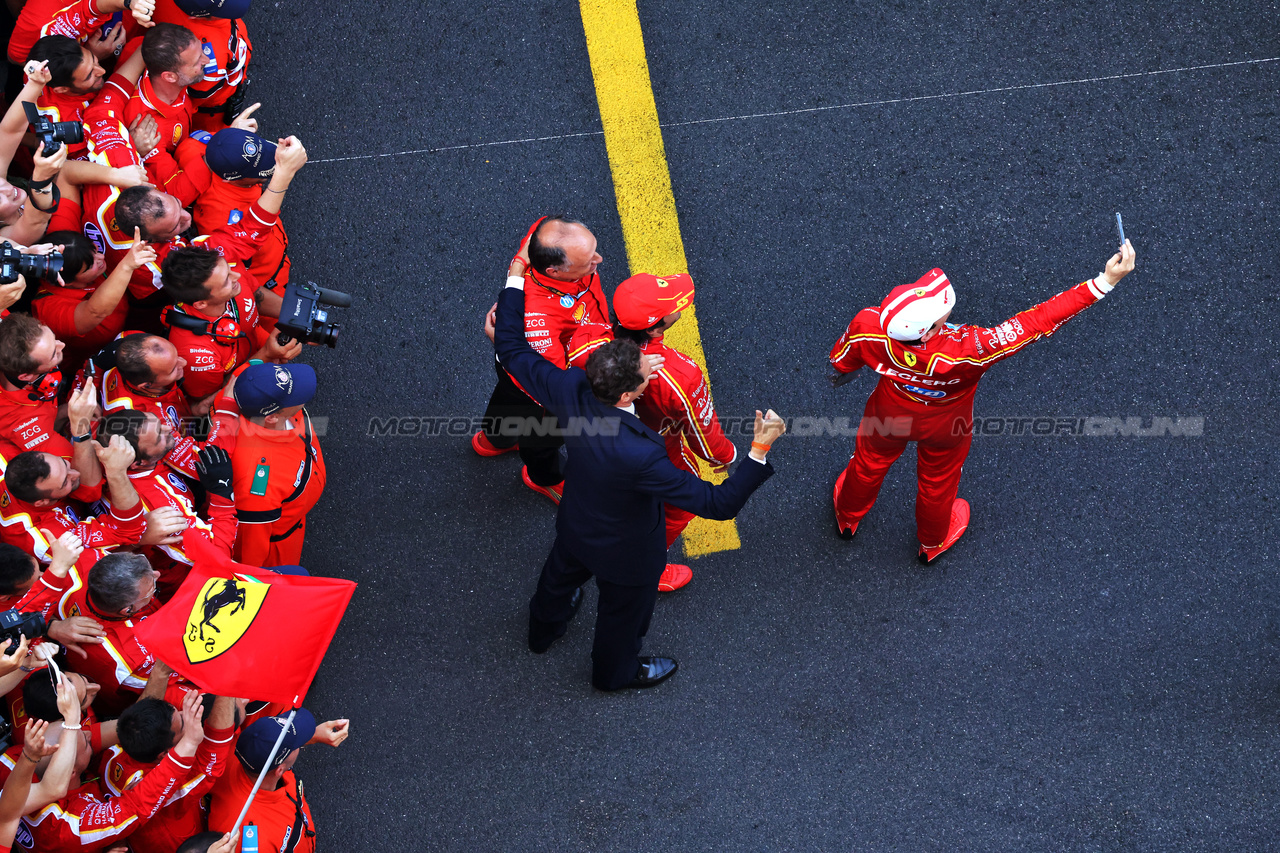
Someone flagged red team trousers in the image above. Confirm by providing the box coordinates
[836,385,973,548]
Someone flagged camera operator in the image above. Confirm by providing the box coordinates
[0,71,67,244]
[31,229,155,378]
[193,128,290,324]
[156,134,307,400]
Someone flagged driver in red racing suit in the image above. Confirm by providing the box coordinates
[828,240,1136,563]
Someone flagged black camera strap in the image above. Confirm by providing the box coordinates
[279,410,315,506]
[24,178,60,213]
[281,774,314,853]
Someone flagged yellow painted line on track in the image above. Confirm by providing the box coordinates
[579,0,739,558]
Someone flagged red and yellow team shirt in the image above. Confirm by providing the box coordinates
[125,73,193,154]
[829,279,1111,408]
[153,0,252,113]
[100,366,200,478]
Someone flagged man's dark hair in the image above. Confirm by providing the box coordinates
[0,312,44,375]
[115,335,167,386]
[0,544,38,596]
[161,247,220,303]
[43,231,96,281]
[177,832,224,853]
[115,186,168,242]
[22,671,64,722]
[527,215,584,275]
[585,338,645,405]
[118,698,177,762]
[4,451,54,503]
[610,320,662,347]
[98,409,150,462]
[141,23,197,75]
[87,552,153,613]
[27,36,84,89]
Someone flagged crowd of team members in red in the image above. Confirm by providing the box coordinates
[0,0,343,850]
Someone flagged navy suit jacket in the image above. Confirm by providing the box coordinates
[494,286,774,586]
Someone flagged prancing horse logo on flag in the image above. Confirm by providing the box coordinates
[185,577,269,663]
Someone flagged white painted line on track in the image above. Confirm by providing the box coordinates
[310,56,1279,164]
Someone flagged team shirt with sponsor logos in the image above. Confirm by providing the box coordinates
[153,0,253,113]
[829,279,1108,407]
[99,723,236,853]
[100,367,201,478]
[17,748,199,853]
[125,73,194,155]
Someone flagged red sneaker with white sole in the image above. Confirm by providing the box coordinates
[917,498,971,564]
[658,563,692,592]
[833,468,860,540]
[472,431,517,457]
[521,466,563,505]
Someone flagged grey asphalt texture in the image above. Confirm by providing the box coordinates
[241,1,1278,850]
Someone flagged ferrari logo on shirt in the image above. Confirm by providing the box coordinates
[185,577,269,663]
[914,288,926,296]
[903,351,917,367]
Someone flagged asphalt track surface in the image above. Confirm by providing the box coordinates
[236,2,1277,850]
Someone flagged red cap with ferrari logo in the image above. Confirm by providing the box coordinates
[879,269,956,341]
[612,273,696,330]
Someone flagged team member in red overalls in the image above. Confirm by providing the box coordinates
[829,241,1136,563]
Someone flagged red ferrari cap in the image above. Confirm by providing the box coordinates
[612,273,695,330]
[879,269,956,341]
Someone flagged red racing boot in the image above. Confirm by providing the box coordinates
[832,468,860,540]
[522,466,563,505]
[917,498,971,564]
[658,563,692,592]
[472,431,518,457]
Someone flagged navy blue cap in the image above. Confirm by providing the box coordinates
[235,708,316,773]
[174,0,251,18]
[233,363,316,417]
[204,129,275,182]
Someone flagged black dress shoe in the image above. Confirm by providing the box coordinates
[626,656,678,688]
[528,587,584,654]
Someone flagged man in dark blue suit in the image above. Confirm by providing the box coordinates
[493,241,784,691]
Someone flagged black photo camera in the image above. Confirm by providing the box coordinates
[276,281,352,348]
[23,102,84,155]
[1,242,62,285]
[0,608,48,653]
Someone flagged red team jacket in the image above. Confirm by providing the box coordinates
[100,366,201,478]
[99,724,236,853]
[18,741,218,852]
[829,279,1114,415]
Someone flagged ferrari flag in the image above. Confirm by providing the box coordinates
[134,530,356,705]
